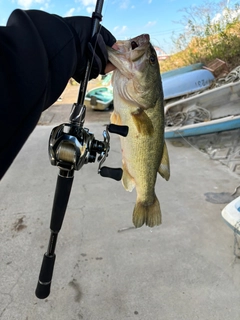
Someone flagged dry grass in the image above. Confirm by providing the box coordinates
[159,21,240,73]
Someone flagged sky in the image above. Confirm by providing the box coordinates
[0,0,238,53]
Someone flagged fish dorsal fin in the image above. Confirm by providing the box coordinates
[158,142,170,181]
[131,110,154,136]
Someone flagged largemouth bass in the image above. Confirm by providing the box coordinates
[107,34,170,228]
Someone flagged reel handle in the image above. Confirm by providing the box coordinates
[99,166,123,181]
[108,124,128,137]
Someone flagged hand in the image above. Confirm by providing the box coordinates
[64,16,116,82]
[87,32,108,79]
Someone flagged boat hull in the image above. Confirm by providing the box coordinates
[84,86,113,111]
[162,69,214,100]
[161,62,204,79]
[165,81,240,138]
[165,115,240,138]
[222,196,240,235]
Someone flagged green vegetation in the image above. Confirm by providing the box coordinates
[160,0,240,73]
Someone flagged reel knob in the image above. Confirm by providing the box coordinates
[99,166,123,181]
[107,124,128,137]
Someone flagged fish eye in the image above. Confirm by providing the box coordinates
[131,41,138,50]
[149,54,156,65]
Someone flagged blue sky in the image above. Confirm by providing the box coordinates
[0,0,238,53]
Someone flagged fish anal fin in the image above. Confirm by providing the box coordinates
[158,141,170,181]
[133,196,161,228]
[122,162,135,192]
[131,110,154,135]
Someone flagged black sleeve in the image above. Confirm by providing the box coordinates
[0,9,78,179]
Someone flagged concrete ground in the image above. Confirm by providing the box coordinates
[1,84,240,320]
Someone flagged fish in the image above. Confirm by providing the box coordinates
[107,34,170,228]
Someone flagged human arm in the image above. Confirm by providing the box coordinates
[0,9,116,179]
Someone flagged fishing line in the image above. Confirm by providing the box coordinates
[169,130,208,155]
[231,185,240,196]
[87,0,111,79]
[101,0,110,23]
[175,131,240,263]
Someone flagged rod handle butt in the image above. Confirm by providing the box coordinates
[35,253,56,299]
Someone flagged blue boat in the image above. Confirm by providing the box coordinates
[84,86,113,110]
[161,62,204,79]
[162,69,215,100]
[164,81,240,138]
[165,115,240,138]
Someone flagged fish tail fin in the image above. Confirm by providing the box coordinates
[133,196,161,228]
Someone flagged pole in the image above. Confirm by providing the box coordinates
[35,0,105,299]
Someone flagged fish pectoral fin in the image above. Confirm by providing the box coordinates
[133,196,161,228]
[158,141,170,181]
[131,110,154,135]
[110,111,122,125]
[122,162,135,192]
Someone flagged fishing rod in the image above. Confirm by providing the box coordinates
[35,0,128,299]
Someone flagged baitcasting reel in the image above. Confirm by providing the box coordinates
[49,105,128,180]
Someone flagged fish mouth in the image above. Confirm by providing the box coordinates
[131,41,138,50]
[111,43,120,51]
[107,34,150,75]
[112,34,150,54]
[130,34,150,50]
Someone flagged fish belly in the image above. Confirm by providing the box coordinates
[121,109,163,201]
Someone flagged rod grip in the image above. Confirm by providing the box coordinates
[50,173,74,232]
[35,253,56,299]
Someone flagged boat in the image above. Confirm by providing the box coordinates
[84,86,113,111]
[161,62,204,79]
[164,80,240,139]
[101,73,112,86]
[162,69,215,100]
[222,196,240,235]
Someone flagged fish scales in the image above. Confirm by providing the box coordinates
[108,34,170,228]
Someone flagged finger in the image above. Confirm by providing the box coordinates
[99,25,116,47]
[104,62,116,74]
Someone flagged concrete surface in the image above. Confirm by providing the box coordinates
[1,87,240,319]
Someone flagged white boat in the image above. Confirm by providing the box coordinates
[162,69,215,100]
[161,62,204,79]
[222,196,240,234]
[164,81,240,139]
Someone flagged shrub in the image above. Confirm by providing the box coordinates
[160,1,240,73]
